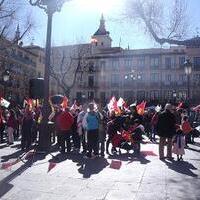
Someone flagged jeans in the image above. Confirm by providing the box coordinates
[159,137,172,158]
[87,129,99,156]
[57,130,71,152]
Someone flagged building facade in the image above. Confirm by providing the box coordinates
[0,35,45,105]
[51,15,200,105]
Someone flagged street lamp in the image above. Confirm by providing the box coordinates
[29,0,68,152]
[124,70,142,100]
[2,70,10,99]
[172,90,177,105]
[184,59,192,100]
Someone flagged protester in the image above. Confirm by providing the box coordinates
[6,109,17,145]
[181,115,193,147]
[77,106,87,154]
[0,107,5,143]
[172,129,185,161]
[55,106,74,153]
[21,105,34,150]
[157,103,176,160]
[83,103,100,158]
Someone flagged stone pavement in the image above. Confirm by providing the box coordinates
[0,138,200,200]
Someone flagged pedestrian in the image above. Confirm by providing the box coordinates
[157,103,176,160]
[0,107,6,143]
[21,105,34,150]
[55,106,74,154]
[172,129,185,161]
[77,106,87,154]
[71,109,81,152]
[83,103,100,158]
[6,109,17,145]
[181,115,193,147]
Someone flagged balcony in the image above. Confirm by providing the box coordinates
[10,53,36,67]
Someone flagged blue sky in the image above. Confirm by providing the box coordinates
[24,0,200,49]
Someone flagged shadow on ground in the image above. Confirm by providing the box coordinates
[108,152,151,165]
[49,152,109,178]
[162,159,198,177]
[0,152,46,198]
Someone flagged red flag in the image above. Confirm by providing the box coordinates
[48,162,56,173]
[110,160,122,170]
[61,96,68,109]
[177,102,183,109]
[107,96,121,115]
[136,101,146,115]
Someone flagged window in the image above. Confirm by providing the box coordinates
[88,62,95,72]
[150,90,159,99]
[111,74,120,87]
[111,59,119,71]
[150,56,159,68]
[193,57,200,70]
[124,59,132,71]
[124,90,134,99]
[100,92,106,104]
[177,91,187,99]
[166,74,171,82]
[100,61,106,72]
[137,91,145,100]
[111,90,119,99]
[137,56,145,68]
[88,91,94,100]
[165,57,171,69]
[76,92,82,101]
[179,56,185,67]
[88,76,94,87]
[150,73,159,82]
[164,90,172,99]
[179,74,186,82]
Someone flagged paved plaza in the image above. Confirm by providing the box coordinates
[0,139,200,200]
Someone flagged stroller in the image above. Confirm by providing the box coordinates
[110,128,143,155]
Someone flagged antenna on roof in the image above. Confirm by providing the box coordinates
[119,37,121,47]
[196,27,199,37]
[128,44,130,50]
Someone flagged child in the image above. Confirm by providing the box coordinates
[172,129,185,161]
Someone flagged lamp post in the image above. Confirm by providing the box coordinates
[184,59,192,100]
[29,0,67,152]
[172,90,177,105]
[124,70,142,100]
[2,69,10,99]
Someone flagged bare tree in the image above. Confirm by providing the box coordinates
[124,0,199,46]
[50,44,91,96]
[0,0,35,44]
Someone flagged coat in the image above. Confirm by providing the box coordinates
[172,134,185,155]
[157,110,176,138]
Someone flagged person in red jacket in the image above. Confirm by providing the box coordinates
[55,107,74,153]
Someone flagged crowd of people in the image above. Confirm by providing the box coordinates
[0,98,200,161]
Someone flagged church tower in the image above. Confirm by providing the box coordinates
[91,14,112,50]
[14,24,20,44]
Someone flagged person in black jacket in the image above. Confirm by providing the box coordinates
[157,103,176,160]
